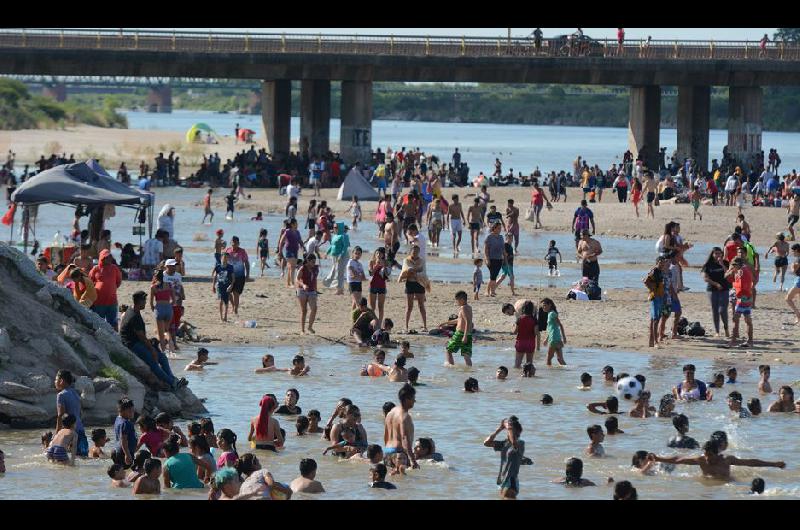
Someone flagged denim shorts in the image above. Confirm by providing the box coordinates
[155,303,173,322]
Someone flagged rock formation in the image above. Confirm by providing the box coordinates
[0,242,206,427]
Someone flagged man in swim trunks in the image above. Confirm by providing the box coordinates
[383,212,401,269]
[577,229,603,282]
[384,384,419,470]
[642,172,658,219]
[467,198,483,255]
[787,191,799,241]
[505,199,520,254]
[448,194,465,254]
[445,291,473,367]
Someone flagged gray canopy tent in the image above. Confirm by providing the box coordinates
[9,161,153,253]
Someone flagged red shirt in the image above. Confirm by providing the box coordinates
[733,266,753,298]
[370,264,387,290]
[724,240,741,263]
[516,315,537,341]
[88,263,122,306]
[617,29,625,43]
[299,265,319,292]
[138,431,163,456]
[531,188,544,206]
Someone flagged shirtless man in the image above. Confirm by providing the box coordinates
[648,438,784,480]
[787,191,799,241]
[642,172,658,219]
[290,458,325,494]
[448,194,466,254]
[576,229,603,282]
[766,233,790,291]
[467,198,483,255]
[387,356,409,383]
[505,199,521,254]
[402,193,419,244]
[384,384,419,469]
[383,212,401,269]
[445,291,474,367]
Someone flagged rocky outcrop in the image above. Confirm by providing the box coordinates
[0,242,206,427]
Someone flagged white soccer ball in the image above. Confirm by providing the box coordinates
[616,376,643,401]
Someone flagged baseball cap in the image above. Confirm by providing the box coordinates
[165,259,177,266]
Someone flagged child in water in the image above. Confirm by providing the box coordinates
[47,413,77,465]
[579,372,592,390]
[132,458,162,495]
[107,463,128,487]
[185,348,217,371]
[553,458,596,487]
[369,463,396,489]
[667,414,699,449]
[585,425,605,457]
[496,366,509,380]
[604,416,624,435]
[89,428,109,458]
[544,240,562,276]
[323,427,361,458]
[758,365,772,393]
[307,410,324,434]
[472,258,483,300]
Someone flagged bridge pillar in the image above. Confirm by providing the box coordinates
[300,80,331,158]
[146,85,172,113]
[42,83,67,102]
[246,89,261,115]
[727,86,763,170]
[340,81,372,166]
[627,86,661,171]
[261,80,291,159]
[677,85,711,172]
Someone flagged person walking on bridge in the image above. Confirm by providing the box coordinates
[759,34,769,58]
[617,28,625,55]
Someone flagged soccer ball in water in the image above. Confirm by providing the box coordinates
[616,376,643,401]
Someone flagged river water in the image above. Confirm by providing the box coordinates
[125,110,800,176]
[1,345,798,500]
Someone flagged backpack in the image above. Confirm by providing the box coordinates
[676,317,689,335]
[686,322,706,337]
[586,280,602,301]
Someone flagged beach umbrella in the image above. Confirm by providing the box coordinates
[186,122,217,143]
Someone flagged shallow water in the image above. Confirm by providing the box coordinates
[14,188,787,294]
[124,110,800,177]
[1,345,798,500]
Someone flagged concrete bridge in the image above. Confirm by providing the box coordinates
[3,29,800,169]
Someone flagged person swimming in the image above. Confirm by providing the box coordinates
[604,416,624,435]
[667,414,699,449]
[585,425,605,457]
[649,439,785,481]
[587,396,619,415]
[553,457,596,487]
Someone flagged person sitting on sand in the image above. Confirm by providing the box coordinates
[290,458,325,494]
[351,297,378,347]
[648,439,785,480]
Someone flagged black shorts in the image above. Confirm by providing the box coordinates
[349,282,362,294]
[370,287,387,295]
[232,276,246,294]
[402,217,414,230]
[646,192,656,204]
[307,219,316,230]
[775,256,789,268]
[259,249,268,259]
[405,281,426,295]
[582,260,600,281]
[488,259,503,281]
[469,222,480,231]
[789,215,799,228]
[548,256,558,268]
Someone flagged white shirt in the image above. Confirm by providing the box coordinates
[305,238,322,257]
[412,233,427,260]
[286,184,300,200]
[346,259,365,283]
[142,238,163,266]
[164,272,184,302]
[725,175,738,192]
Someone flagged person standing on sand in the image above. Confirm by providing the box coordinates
[572,200,595,250]
[467,198,483,256]
[484,222,505,297]
[296,255,319,334]
[530,181,551,230]
[323,222,350,295]
[505,199,521,253]
[448,194,465,254]
[225,236,250,316]
[384,384,419,470]
[642,173,658,219]
[89,249,122,330]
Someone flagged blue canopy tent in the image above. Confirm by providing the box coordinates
[10,161,153,253]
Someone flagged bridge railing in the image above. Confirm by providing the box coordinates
[0,29,799,61]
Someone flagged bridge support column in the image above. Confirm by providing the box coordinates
[627,85,661,171]
[261,80,291,159]
[727,86,762,170]
[246,89,261,115]
[340,80,373,166]
[42,83,67,102]
[146,85,172,113]
[677,85,710,172]
[300,80,331,158]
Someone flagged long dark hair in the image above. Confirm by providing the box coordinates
[702,247,725,270]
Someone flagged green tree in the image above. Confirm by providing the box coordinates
[773,28,800,42]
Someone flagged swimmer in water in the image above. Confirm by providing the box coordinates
[768,385,795,412]
[387,356,409,383]
[290,458,325,494]
[727,391,751,418]
[667,414,699,449]
[369,463,397,489]
[578,372,592,390]
[464,377,480,393]
[541,394,553,405]
[602,365,614,384]
[585,425,605,457]
[656,394,677,418]
[407,367,424,386]
[399,340,415,359]
[629,390,655,418]
[413,438,444,462]
[587,396,619,415]
[496,366,509,380]
[758,365,772,394]
[605,416,624,435]
[751,477,765,494]
[522,363,535,378]
[553,457,596,487]
[306,410,323,434]
[254,354,290,374]
[613,480,638,500]
[185,348,217,372]
[361,350,389,377]
[747,398,762,416]
[288,355,310,376]
[350,443,384,464]
[726,367,738,384]
[322,427,361,458]
[648,439,785,480]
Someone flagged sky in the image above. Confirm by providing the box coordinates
[152,28,777,41]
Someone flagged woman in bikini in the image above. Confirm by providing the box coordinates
[672,364,712,402]
[248,395,284,452]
